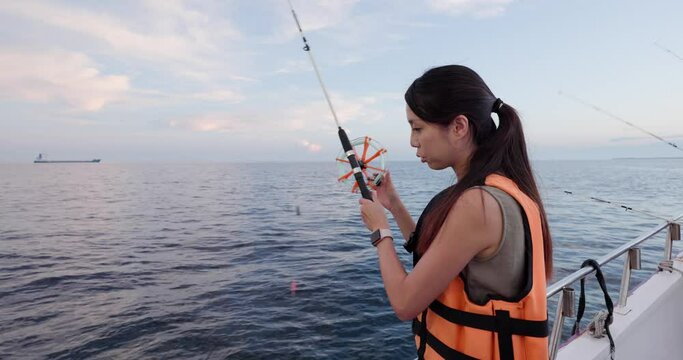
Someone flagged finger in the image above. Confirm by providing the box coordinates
[373,173,383,187]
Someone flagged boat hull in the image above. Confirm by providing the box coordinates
[34,159,101,163]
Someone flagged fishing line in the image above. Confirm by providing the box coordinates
[287,0,385,200]
[558,92,680,226]
[558,91,682,153]
[562,190,670,221]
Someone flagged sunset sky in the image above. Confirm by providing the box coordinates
[1,0,682,163]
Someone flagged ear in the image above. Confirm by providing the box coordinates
[449,115,470,139]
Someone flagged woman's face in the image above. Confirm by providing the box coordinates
[406,105,459,170]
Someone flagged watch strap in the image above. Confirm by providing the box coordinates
[371,228,393,247]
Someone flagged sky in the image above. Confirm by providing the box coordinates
[0,0,682,163]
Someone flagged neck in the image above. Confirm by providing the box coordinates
[452,162,468,179]
[452,145,475,178]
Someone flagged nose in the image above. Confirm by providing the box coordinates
[410,133,418,148]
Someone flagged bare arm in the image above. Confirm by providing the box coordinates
[370,171,416,241]
[375,188,503,321]
[389,200,416,243]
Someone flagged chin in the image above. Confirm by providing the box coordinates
[426,161,448,171]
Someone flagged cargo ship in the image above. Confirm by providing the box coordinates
[33,153,100,163]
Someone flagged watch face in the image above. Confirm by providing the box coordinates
[371,229,380,242]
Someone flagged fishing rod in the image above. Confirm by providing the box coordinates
[559,91,682,153]
[558,92,681,223]
[562,190,670,221]
[654,41,683,62]
[287,0,384,200]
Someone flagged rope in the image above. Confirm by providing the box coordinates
[572,259,615,359]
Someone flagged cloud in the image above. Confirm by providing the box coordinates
[300,139,322,152]
[269,0,361,43]
[426,0,514,17]
[610,134,683,143]
[0,1,242,77]
[289,0,360,32]
[273,60,312,75]
[168,93,385,139]
[286,93,384,132]
[62,118,100,126]
[191,90,246,103]
[0,51,129,111]
[169,114,248,133]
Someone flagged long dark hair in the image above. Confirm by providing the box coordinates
[405,65,553,279]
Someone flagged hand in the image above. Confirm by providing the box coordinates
[367,170,400,212]
[359,191,390,232]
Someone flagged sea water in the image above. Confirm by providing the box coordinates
[1,159,682,359]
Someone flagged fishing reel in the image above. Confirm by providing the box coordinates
[336,136,388,194]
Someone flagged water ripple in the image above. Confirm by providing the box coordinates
[0,161,681,358]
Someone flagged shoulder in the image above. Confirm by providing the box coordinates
[438,186,503,256]
[453,186,502,220]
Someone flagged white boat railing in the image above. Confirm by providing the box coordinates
[546,212,683,359]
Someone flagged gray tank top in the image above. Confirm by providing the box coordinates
[461,185,526,305]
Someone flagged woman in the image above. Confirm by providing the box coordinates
[359,65,553,360]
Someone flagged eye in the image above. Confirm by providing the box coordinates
[411,127,421,132]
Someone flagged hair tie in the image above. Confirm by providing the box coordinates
[492,98,504,113]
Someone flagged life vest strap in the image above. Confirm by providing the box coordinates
[495,310,514,360]
[429,300,549,338]
[416,309,428,358]
[413,318,478,360]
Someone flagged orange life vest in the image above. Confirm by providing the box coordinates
[411,174,548,360]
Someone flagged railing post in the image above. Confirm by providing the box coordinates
[546,219,678,358]
[664,222,681,261]
[615,247,641,314]
[549,287,575,360]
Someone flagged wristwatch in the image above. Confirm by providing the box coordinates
[370,228,393,247]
